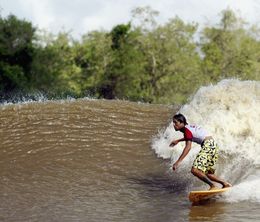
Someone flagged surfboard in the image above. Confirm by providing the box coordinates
[189,187,230,203]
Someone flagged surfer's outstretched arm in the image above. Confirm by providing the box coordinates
[172,141,192,170]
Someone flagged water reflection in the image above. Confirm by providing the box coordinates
[189,201,226,221]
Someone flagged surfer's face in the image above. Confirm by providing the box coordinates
[173,119,184,131]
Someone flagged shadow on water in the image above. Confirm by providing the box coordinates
[127,173,190,194]
[189,201,227,221]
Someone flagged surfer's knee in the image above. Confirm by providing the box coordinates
[191,167,205,176]
[191,167,197,175]
[207,169,215,175]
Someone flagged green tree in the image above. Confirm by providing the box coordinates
[132,7,201,103]
[0,14,36,96]
[96,23,148,101]
[31,31,82,97]
[74,30,112,97]
[200,9,260,82]
[154,18,201,104]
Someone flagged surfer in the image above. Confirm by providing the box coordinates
[170,113,232,190]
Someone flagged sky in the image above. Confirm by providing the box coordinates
[1,0,260,38]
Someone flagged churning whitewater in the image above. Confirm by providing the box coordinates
[152,79,260,203]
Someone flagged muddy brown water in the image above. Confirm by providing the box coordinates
[0,99,259,221]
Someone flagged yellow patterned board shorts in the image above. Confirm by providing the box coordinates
[192,139,219,174]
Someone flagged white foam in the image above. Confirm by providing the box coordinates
[152,79,260,202]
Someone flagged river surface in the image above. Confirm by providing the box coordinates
[0,80,260,221]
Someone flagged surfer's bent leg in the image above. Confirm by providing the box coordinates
[191,139,220,189]
[206,173,232,188]
[192,139,231,189]
[191,167,216,189]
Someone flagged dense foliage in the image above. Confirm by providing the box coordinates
[0,7,259,104]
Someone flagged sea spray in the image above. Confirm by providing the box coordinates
[152,79,260,202]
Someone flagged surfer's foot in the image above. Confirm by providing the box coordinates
[222,182,232,188]
[209,186,219,191]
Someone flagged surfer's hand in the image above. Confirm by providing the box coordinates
[172,162,179,171]
[170,140,179,147]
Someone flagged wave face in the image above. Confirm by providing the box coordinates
[0,98,176,221]
[152,79,260,202]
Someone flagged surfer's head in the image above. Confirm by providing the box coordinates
[172,113,187,131]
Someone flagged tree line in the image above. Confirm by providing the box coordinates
[0,7,259,104]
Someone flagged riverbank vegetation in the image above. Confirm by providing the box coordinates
[0,7,259,104]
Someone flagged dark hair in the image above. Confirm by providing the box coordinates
[173,113,188,125]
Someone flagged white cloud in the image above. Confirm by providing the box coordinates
[1,0,260,38]
[18,0,55,29]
